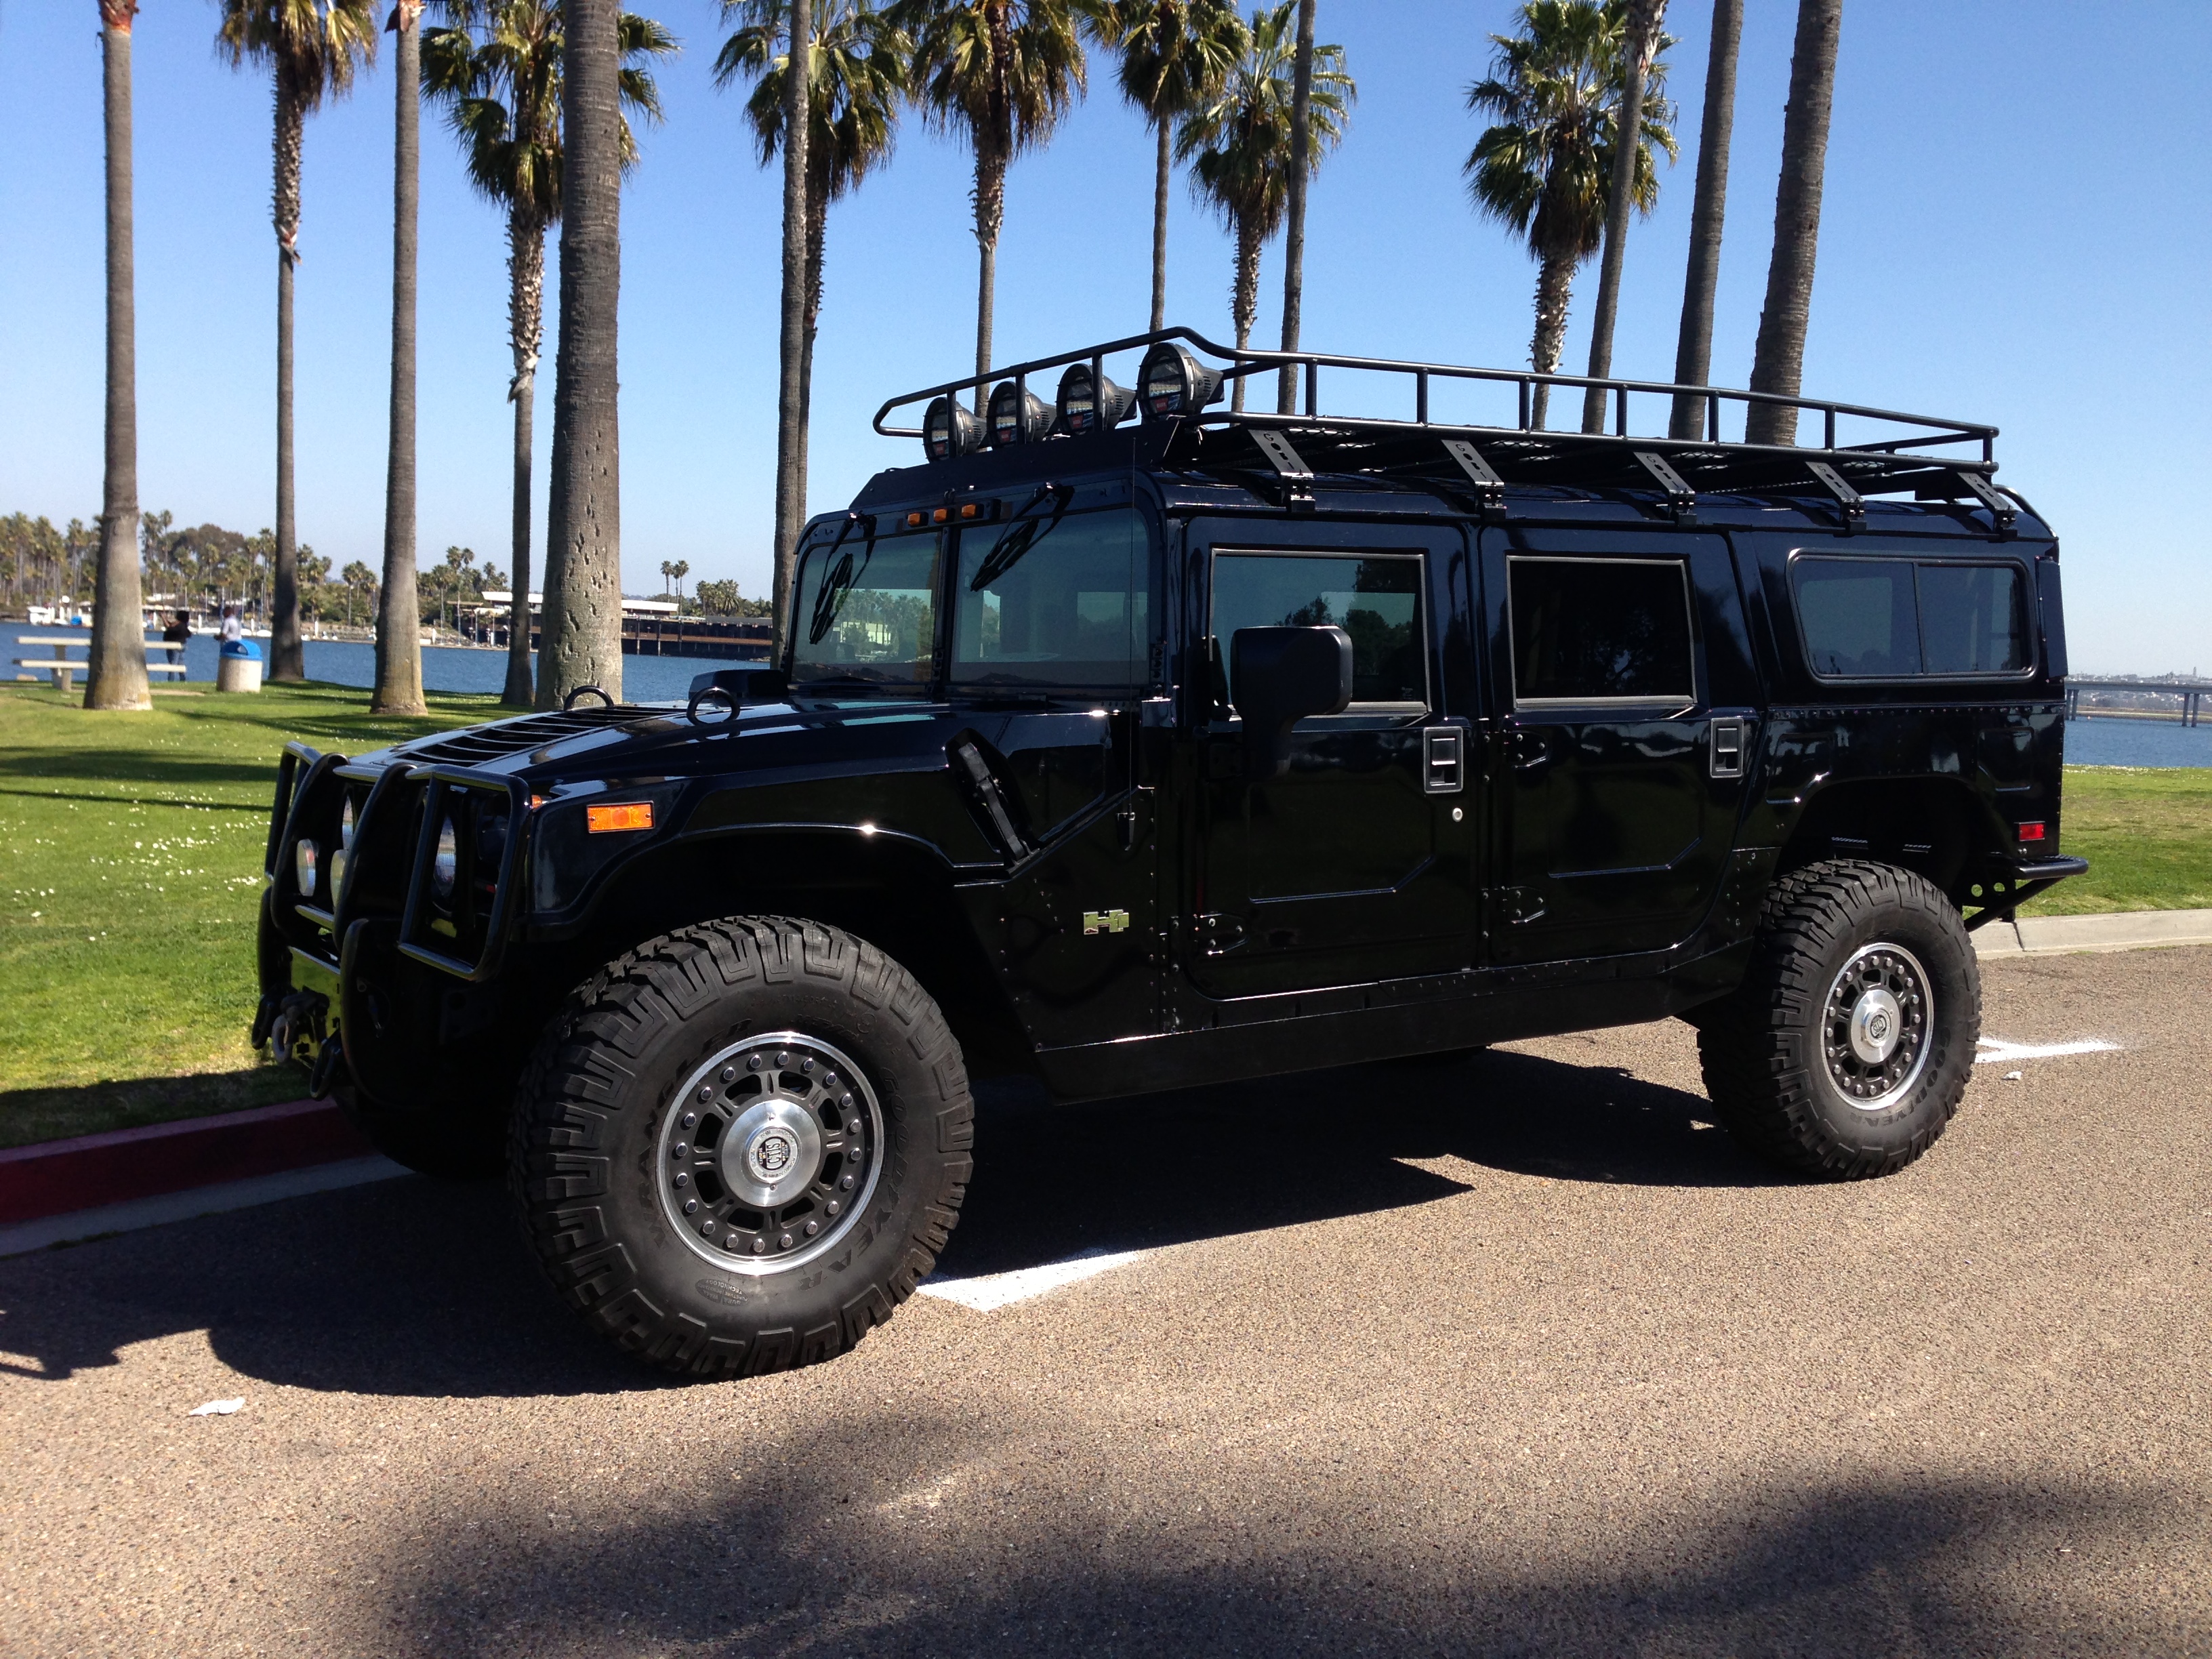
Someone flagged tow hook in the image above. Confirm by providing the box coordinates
[306,1031,346,1100]
[267,989,329,1061]
[249,994,279,1050]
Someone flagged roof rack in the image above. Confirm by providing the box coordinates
[874,327,2009,512]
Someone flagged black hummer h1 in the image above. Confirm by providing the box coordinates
[255,329,2083,1376]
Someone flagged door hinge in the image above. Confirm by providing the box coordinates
[1423,726,1466,794]
[1189,912,1247,955]
[1709,716,1748,780]
[1500,885,1547,926]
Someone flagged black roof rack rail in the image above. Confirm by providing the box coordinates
[874,327,2007,506]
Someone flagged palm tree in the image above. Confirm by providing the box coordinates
[903,0,1090,404]
[1576,0,1671,434]
[1272,0,1312,413]
[1465,1,1671,430]
[375,0,428,716]
[536,0,665,708]
[1668,0,1740,438]
[217,0,377,684]
[1176,1,1349,411]
[87,0,150,712]
[1744,0,1841,446]
[424,0,675,708]
[669,558,689,598]
[718,0,906,647]
[1090,0,1246,332]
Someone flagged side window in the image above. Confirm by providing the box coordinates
[1211,551,1427,708]
[1508,556,1696,706]
[1793,555,2029,678]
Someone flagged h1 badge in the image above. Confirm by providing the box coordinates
[1082,908,1131,936]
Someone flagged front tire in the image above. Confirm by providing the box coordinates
[1698,861,1980,1179]
[511,918,974,1376]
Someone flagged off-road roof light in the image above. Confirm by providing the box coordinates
[1139,343,1223,421]
[924,395,985,462]
[1055,363,1134,436]
[987,381,1052,447]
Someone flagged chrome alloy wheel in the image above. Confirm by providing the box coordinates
[1822,943,1933,1111]
[653,1031,884,1273]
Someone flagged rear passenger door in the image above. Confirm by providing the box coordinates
[1481,528,1756,964]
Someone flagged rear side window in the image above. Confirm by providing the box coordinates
[1212,551,1427,707]
[1793,556,2028,678]
[1509,556,1696,706]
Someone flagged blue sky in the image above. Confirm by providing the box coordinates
[2,0,2206,673]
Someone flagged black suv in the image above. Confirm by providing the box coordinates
[255,329,2083,1376]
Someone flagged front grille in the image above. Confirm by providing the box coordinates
[399,707,642,766]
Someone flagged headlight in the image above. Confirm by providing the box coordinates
[294,838,319,897]
[432,818,458,900]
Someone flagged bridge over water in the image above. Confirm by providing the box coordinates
[2065,679,2208,726]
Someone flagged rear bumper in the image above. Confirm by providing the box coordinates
[1964,853,2089,929]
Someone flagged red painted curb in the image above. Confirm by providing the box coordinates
[0,1099,375,1225]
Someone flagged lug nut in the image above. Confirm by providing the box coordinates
[682,1111,697,1129]
[721,1066,737,1083]
[699,1086,714,1102]
[673,1143,688,1158]
[839,1174,855,1191]
[804,1221,819,1237]
[840,1093,854,1109]
[775,1051,790,1067]
[747,1054,762,1071]
[683,1199,699,1215]
[752,1238,766,1254]
[826,1200,840,1218]
[673,1172,689,1188]
[779,1233,794,1250]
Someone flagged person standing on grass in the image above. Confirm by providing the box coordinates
[163,609,191,666]
[221,602,243,647]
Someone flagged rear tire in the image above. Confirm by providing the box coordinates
[510,917,973,1376]
[1698,860,1979,1179]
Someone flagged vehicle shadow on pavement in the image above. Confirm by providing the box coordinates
[354,1440,2194,1658]
[0,1044,1768,1394]
[941,1042,1781,1278]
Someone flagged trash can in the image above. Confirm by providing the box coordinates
[216,638,263,693]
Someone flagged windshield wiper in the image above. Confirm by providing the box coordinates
[805,515,877,646]
[967,483,1072,592]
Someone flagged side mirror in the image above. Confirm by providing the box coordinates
[1230,626,1353,779]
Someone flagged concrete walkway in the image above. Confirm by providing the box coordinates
[1975,907,2212,956]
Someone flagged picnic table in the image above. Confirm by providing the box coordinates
[14,635,190,694]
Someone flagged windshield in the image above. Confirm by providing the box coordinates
[951,504,1151,690]
[789,524,940,687]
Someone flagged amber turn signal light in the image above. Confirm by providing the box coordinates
[587,802,655,834]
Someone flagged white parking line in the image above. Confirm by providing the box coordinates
[918,1247,1149,1312]
[1974,1037,2122,1065]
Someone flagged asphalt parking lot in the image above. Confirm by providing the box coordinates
[3,945,2207,1658]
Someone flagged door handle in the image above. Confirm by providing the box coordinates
[1422,727,1466,794]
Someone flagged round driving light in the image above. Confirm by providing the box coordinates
[923,394,985,462]
[293,838,319,897]
[1055,363,1134,436]
[432,817,458,900]
[986,380,1051,447]
[329,845,348,897]
[340,796,357,849]
[1139,343,1224,421]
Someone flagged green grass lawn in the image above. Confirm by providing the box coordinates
[2018,765,2212,916]
[0,680,491,1148]
[1,681,2204,1150]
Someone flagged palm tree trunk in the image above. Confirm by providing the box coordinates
[1529,249,1575,430]
[1275,0,1317,414]
[1230,216,1261,413]
[1745,0,1841,447]
[972,147,1006,411]
[1670,0,1741,438]
[373,6,425,714]
[537,0,626,709]
[771,0,811,663]
[1149,121,1170,333]
[271,74,306,682]
[796,183,826,537]
[501,207,544,709]
[88,0,149,712]
[1580,0,1668,434]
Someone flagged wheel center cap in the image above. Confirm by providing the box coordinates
[1850,986,1904,1065]
[719,1098,823,1209]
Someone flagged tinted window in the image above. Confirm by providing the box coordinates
[1792,556,2029,678]
[789,525,939,687]
[1919,563,2026,674]
[1212,552,1425,705]
[1795,559,1918,677]
[1509,557,1694,704]
[951,505,1151,689]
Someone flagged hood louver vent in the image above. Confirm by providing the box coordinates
[398,708,643,766]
